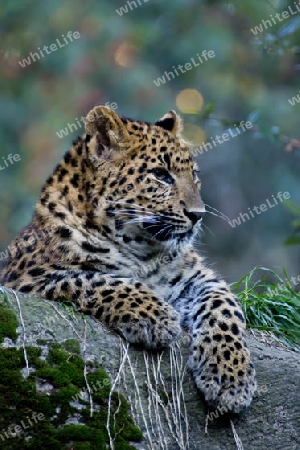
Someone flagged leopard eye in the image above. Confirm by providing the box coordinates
[151,168,174,184]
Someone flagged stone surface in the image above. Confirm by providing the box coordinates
[1,289,299,450]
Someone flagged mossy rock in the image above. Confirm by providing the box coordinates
[0,301,142,449]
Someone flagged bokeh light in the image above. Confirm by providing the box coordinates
[176,89,204,114]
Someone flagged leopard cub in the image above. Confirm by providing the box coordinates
[0,105,256,413]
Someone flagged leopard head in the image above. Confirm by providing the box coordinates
[84,105,205,245]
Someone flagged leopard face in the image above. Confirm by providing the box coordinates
[83,107,205,245]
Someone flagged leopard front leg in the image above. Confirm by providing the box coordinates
[18,271,181,349]
[177,266,256,413]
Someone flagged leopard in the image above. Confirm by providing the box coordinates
[0,105,256,413]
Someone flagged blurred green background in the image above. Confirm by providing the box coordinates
[0,0,299,282]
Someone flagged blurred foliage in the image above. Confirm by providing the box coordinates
[285,201,300,245]
[0,0,300,280]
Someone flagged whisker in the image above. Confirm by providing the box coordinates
[205,203,231,223]
[126,217,158,226]
[151,224,173,241]
[205,210,230,223]
[201,222,215,236]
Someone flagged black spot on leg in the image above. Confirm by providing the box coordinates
[115,301,124,309]
[130,302,138,308]
[225,297,236,307]
[222,309,232,318]
[92,280,106,288]
[223,350,231,361]
[211,299,223,309]
[46,286,55,299]
[231,323,239,336]
[28,267,46,277]
[119,177,127,185]
[19,284,33,294]
[213,334,222,342]
[95,307,104,319]
[102,295,114,303]
[234,310,245,322]
[18,260,26,271]
[219,322,228,331]
[221,374,227,383]
[100,289,113,298]
[209,317,216,326]
[61,281,70,292]
[82,242,110,253]
[7,271,18,283]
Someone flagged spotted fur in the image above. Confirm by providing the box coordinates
[0,106,256,412]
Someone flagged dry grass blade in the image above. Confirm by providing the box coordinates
[230,420,244,450]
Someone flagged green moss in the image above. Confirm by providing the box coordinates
[36,338,49,345]
[0,300,143,449]
[63,339,81,354]
[0,301,18,343]
[157,389,169,405]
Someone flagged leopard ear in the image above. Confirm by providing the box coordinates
[155,110,183,136]
[85,106,130,159]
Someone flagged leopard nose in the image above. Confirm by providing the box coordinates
[184,209,205,224]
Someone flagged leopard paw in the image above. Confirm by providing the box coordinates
[117,303,182,349]
[191,342,256,413]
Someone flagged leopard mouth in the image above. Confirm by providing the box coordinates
[141,219,194,241]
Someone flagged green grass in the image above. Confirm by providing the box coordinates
[232,267,300,352]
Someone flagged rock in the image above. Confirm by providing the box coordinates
[0,289,299,450]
